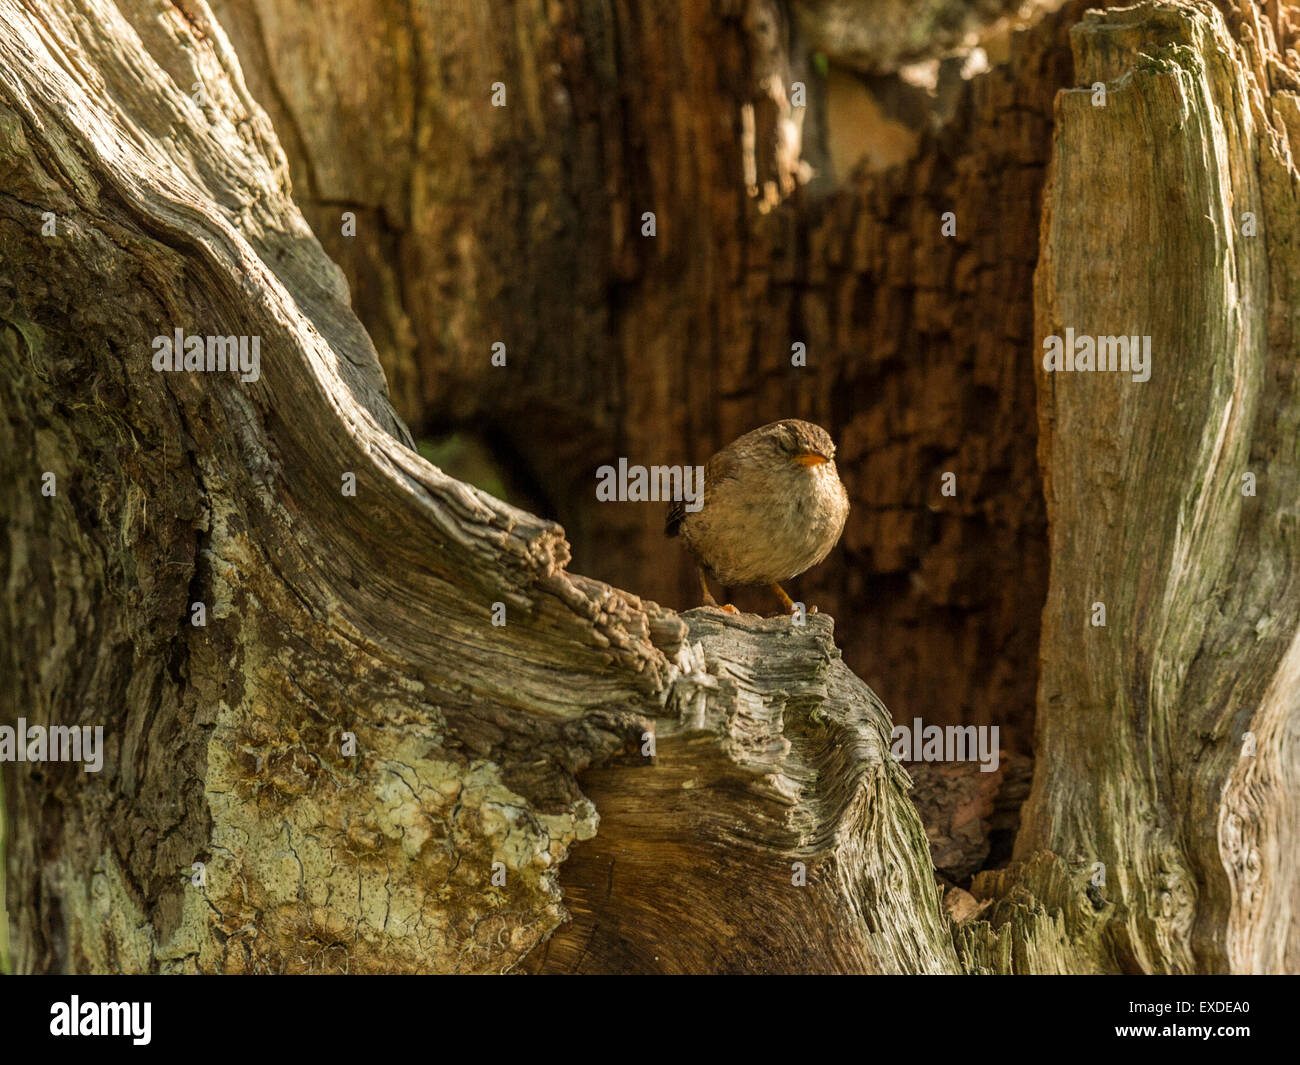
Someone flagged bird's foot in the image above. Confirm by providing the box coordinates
[697,567,739,613]
[767,583,821,619]
[768,582,797,614]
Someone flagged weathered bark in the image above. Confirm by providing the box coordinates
[0,0,956,973]
[3,0,1299,976]
[526,612,954,974]
[961,0,1300,975]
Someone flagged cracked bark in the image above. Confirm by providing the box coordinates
[963,0,1300,975]
[2,0,1298,975]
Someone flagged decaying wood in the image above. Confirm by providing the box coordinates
[209,0,1085,761]
[792,0,1062,75]
[964,0,1300,976]
[2,0,1298,976]
[0,0,956,973]
[907,752,1031,882]
[527,611,956,974]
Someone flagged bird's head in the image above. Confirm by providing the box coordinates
[769,419,836,469]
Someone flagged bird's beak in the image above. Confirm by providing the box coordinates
[794,451,828,467]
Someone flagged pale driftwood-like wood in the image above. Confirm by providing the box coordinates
[527,611,955,974]
[4,0,1299,977]
[0,0,957,973]
[963,0,1300,975]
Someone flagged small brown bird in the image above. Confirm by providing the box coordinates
[666,419,850,614]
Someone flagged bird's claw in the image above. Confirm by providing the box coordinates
[770,604,816,619]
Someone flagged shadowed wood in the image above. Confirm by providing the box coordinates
[210,0,1072,759]
[2,0,1297,976]
[0,0,957,974]
[966,0,1300,975]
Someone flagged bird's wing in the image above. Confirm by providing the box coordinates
[704,442,741,496]
[665,497,685,537]
[666,440,743,537]
[665,439,748,540]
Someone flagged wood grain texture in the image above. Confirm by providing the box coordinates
[0,0,957,973]
[209,0,1097,758]
[971,0,1300,975]
[4,0,1297,976]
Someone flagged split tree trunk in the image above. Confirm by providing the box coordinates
[0,0,953,974]
[1,0,1297,974]
[1002,0,1300,975]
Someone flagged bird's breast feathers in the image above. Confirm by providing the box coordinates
[682,461,847,586]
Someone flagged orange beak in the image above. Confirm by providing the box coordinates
[794,452,828,467]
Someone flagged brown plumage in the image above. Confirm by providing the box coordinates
[667,419,850,614]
